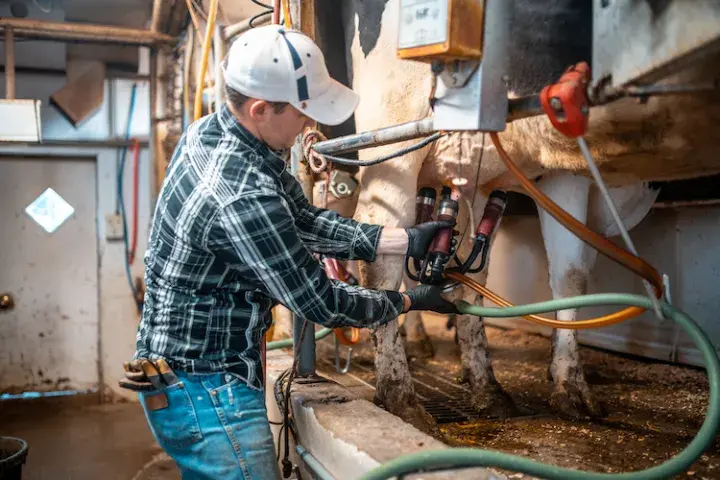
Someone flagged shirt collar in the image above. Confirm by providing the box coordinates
[218,104,288,177]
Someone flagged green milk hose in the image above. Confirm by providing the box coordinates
[267,327,333,350]
[360,293,720,480]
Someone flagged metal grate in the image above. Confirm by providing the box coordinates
[421,396,480,424]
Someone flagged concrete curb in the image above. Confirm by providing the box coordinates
[266,349,503,480]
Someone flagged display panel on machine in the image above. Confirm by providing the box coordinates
[398,0,449,50]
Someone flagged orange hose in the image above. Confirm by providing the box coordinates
[447,272,645,330]
[489,132,663,298]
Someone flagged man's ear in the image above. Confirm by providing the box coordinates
[247,100,269,121]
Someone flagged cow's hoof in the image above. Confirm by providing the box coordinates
[550,381,604,420]
[471,383,518,419]
[399,403,440,437]
[405,339,435,360]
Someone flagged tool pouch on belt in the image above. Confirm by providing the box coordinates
[119,358,179,411]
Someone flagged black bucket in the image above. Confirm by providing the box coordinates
[0,437,28,480]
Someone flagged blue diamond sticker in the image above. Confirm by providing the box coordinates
[25,188,75,233]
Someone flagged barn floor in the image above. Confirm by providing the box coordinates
[0,397,179,479]
[315,314,720,479]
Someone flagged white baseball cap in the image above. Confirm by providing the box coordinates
[223,24,360,126]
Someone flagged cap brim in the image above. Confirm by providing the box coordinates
[293,79,360,126]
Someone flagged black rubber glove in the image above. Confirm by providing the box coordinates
[405,220,456,259]
[405,284,459,314]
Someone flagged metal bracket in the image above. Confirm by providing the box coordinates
[328,170,358,199]
[438,60,479,89]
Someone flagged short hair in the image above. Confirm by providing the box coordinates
[222,57,289,114]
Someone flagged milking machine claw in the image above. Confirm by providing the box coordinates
[406,186,509,283]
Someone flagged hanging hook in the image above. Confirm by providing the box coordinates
[334,335,353,374]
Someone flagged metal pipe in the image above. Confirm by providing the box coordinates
[312,117,435,156]
[0,18,175,46]
[213,24,225,112]
[108,77,115,137]
[4,27,15,100]
[224,15,271,39]
[310,98,549,157]
[653,198,720,209]
[626,82,718,98]
[0,139,150,148]
[577,136,663,319]
[149,48,160,209]
[507,95,543,122]
[150,0,163,33]
[296,445,336,480]
[290,140,316,377]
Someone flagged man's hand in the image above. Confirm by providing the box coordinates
[405,220,455,259]
[403,284,458,314]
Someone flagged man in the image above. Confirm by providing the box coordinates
[125,25,456,479]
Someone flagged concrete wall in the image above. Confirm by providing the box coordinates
[0,54,153,400]
[484,206,720,366]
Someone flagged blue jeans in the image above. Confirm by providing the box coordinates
[139,371,281,480]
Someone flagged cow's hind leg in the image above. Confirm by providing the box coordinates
[537,173,604,419]
[456,286,517,418]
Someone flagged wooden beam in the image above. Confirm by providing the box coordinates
[0,18,175,46]
[4,27,15,100]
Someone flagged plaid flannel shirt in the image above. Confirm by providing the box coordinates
[134,105,404,389]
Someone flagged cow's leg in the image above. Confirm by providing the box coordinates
[354,157,438,435]
[536,173,603,419]
[455,285,517,418]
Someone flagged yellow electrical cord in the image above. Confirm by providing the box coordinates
[281,0,292,28]
[193,0,219,122]
[447,272,644,330]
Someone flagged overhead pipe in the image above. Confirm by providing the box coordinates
[4,27,15,100]
[310,96,545,157]
[213,24,225,111]
[150,49,160,206]
[224,15,271,39]
[311,117,435,156]
[0,18,175,46]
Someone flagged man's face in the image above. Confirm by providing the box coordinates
[255,103,314,151]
